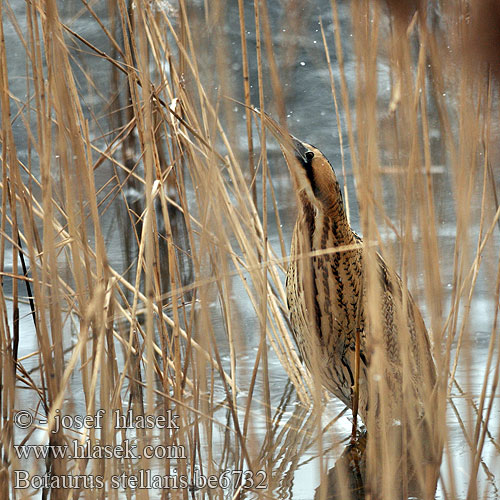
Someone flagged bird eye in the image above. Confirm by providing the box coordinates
[305,151,314,161]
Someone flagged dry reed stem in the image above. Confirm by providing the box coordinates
[0,0,499,499]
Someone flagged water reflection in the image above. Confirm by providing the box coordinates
[315,431,366,500]
[2,0,499,499]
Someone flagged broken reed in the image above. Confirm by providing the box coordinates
[0,0,498,499]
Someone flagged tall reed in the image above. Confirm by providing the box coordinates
[0,1,498,499]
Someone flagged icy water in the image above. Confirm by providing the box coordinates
[3,1,499,499]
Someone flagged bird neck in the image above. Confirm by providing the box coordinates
[298,189,354,246]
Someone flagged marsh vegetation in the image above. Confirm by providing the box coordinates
[0,1,498,498]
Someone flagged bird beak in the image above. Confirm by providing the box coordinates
[236,104,309,165]
[290,136,310,163]
[243,106,295,152]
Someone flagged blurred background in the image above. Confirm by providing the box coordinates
[1,0,499,498]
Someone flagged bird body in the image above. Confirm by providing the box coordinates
[287,190,363,410]
[283,137,436,424]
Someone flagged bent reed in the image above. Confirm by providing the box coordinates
[0,1,498,499]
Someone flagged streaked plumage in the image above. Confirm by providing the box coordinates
[282,137,436,423]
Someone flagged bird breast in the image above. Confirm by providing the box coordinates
[287,206,364,394]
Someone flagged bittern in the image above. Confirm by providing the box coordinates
[278,133,436,426]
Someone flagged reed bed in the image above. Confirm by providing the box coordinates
[0,1,498,499]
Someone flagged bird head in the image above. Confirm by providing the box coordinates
[244,105,343,212]
[284,135,342,211]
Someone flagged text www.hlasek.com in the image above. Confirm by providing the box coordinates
[14,439,144,460]
[14,442,267,490]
